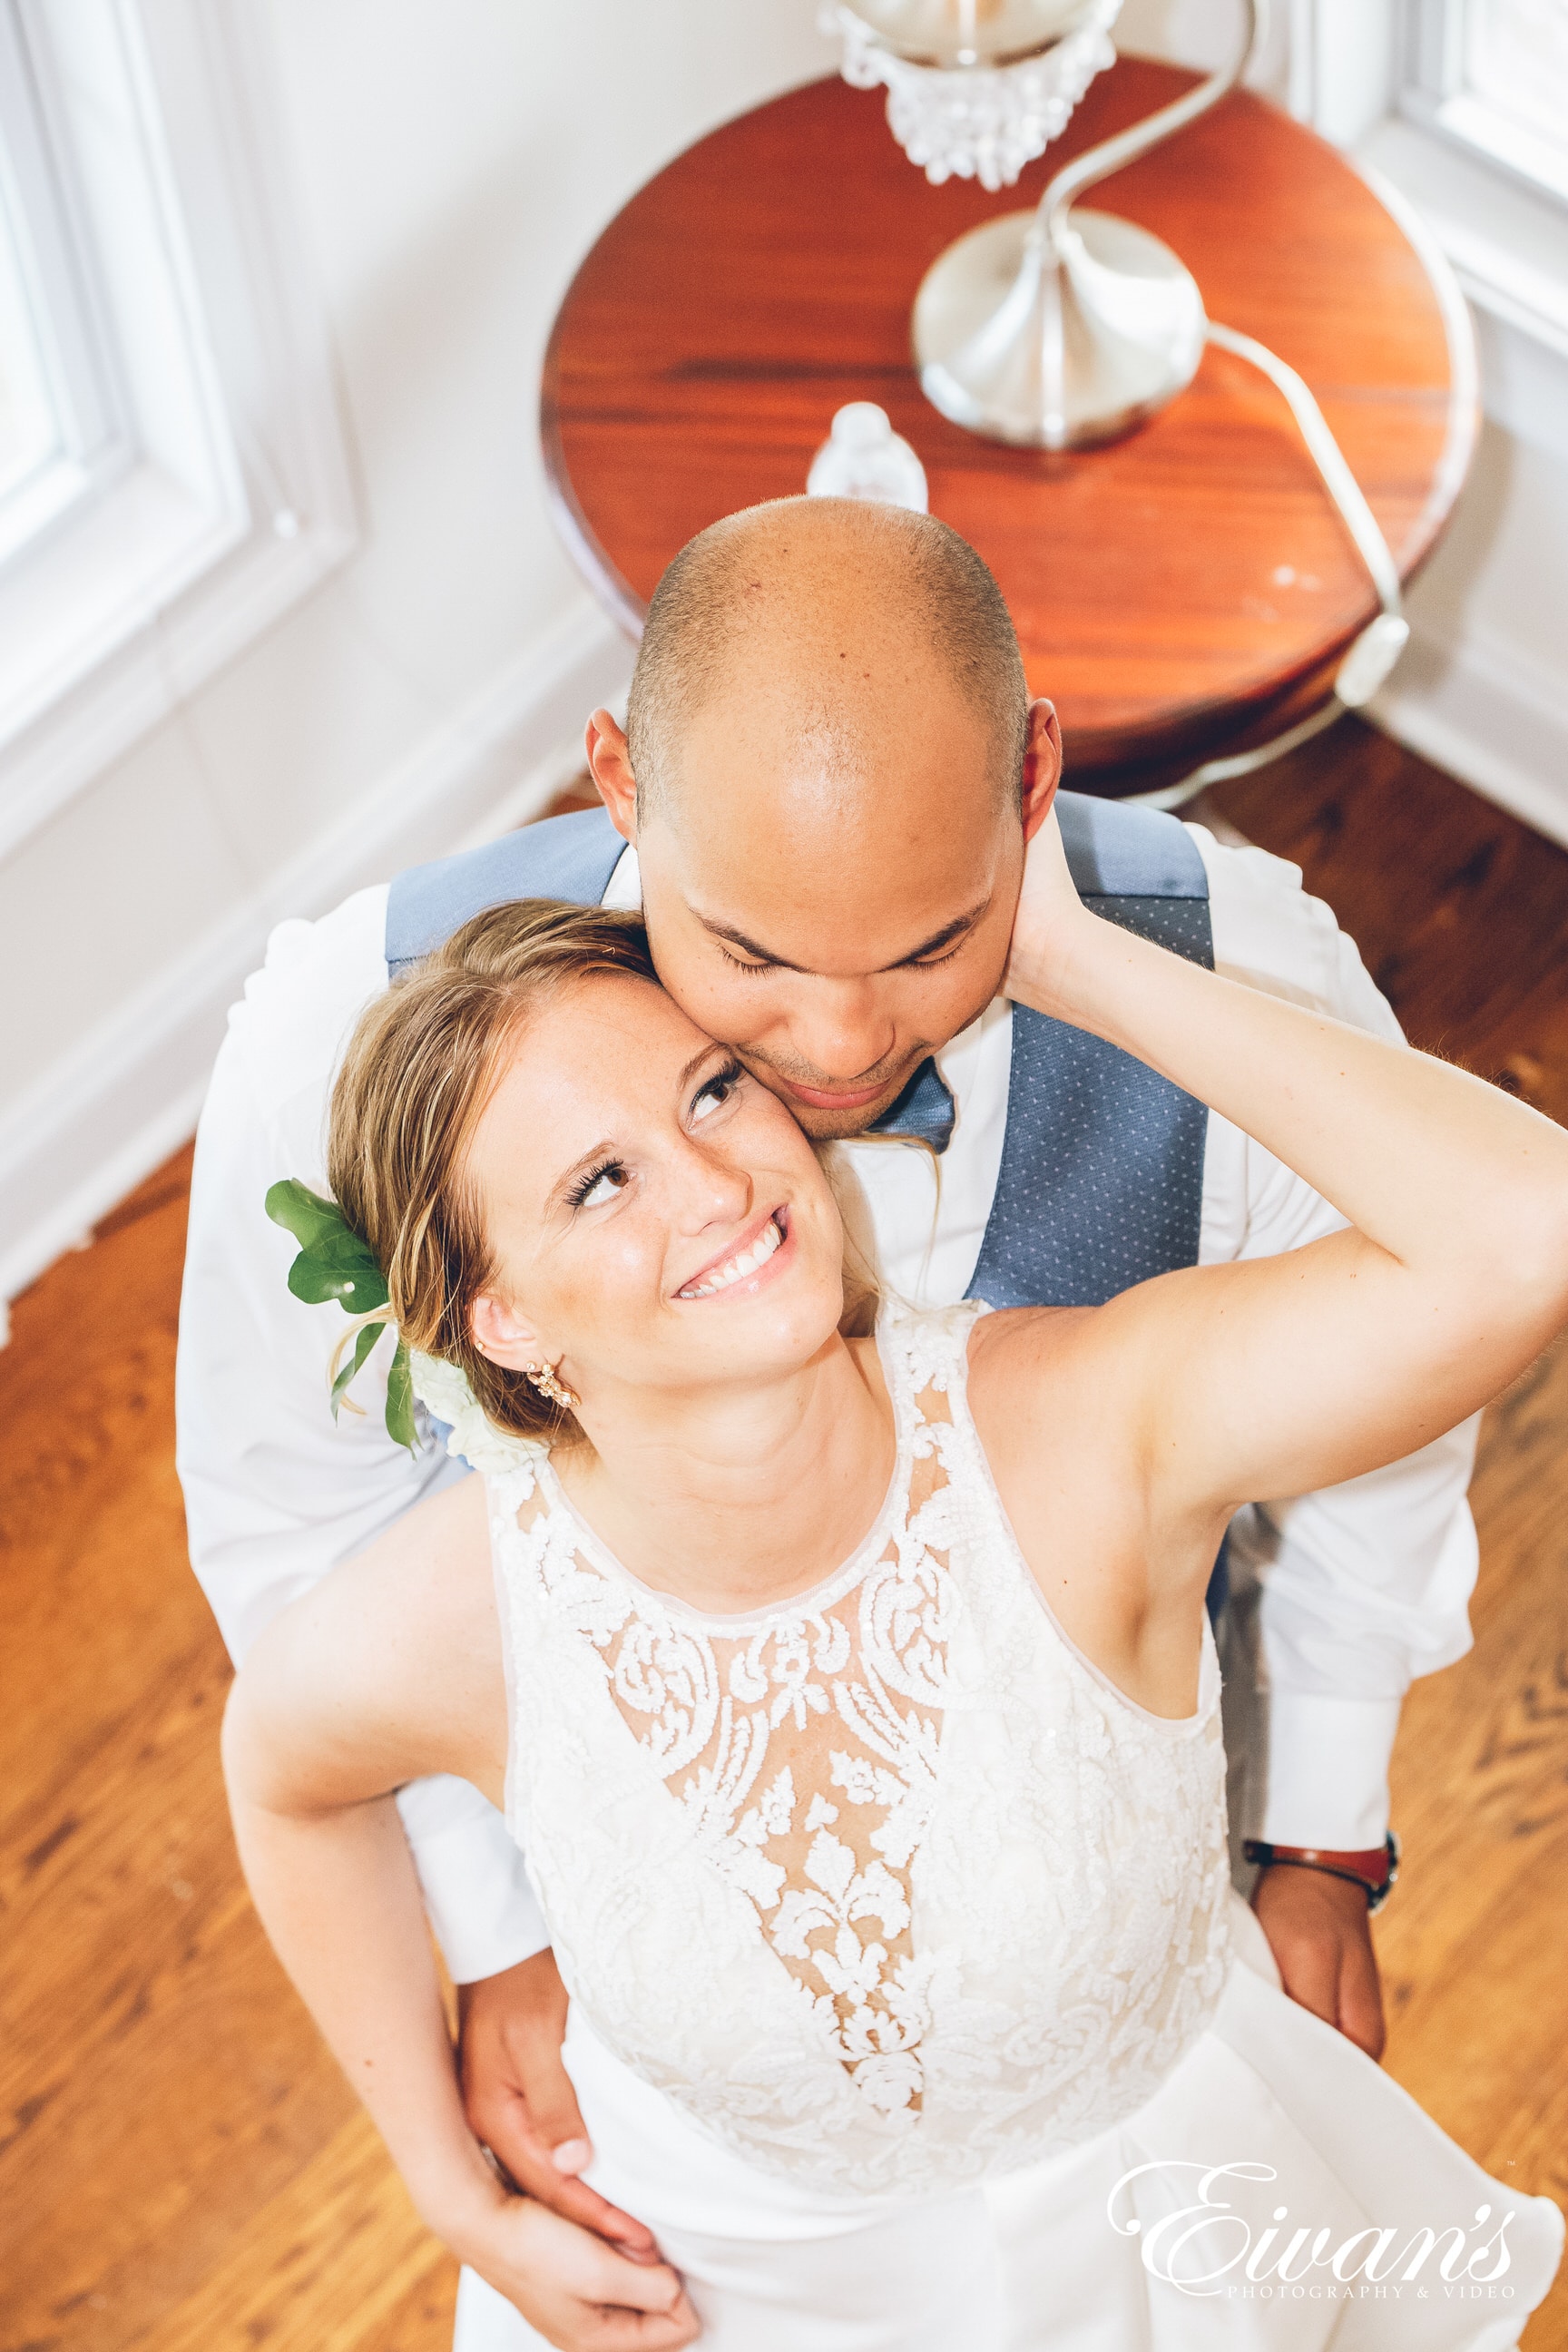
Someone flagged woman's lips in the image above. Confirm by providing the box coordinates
[674,1207,793,1301]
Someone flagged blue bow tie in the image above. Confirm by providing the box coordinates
[867,1057,956,1154]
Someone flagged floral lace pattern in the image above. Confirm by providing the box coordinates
[531,1382,960,2120]
[490,1301,1232,2196]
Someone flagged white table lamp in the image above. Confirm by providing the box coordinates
[825,0,1267,447]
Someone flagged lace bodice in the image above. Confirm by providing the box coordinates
[488,1301,1231,2197]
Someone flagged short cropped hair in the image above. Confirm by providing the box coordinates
[626,499,1030,818]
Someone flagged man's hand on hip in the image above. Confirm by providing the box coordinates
[458,1948,661,2261]
[1251,1864,1387,2060]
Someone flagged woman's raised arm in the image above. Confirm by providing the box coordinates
[221,1475,698,2352]
[993,809,1568,1559]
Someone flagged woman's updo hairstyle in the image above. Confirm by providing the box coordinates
[328,897,658,1446]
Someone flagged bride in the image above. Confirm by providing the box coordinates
[223,814,1566,2351]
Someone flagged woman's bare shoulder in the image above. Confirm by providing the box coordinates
[237,1468,508,1809]
[965,1298,1148,1494]
[966,1272,1210,1422]
[965,1301,1093,1392]
[348,1460,495,1586]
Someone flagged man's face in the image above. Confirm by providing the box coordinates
[594,673,1054,1142]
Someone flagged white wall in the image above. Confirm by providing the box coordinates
[1374,412,1568,856]
[0,0,839,1310]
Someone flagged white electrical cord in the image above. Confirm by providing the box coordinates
[1130,320,1411,812]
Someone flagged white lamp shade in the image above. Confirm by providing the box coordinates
[837,0,1110,69]
[827,0,1122,188]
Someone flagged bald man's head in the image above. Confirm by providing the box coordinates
[625,497,1029,825]
[582,498,1060,1137]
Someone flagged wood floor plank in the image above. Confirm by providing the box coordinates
[353,2260,461,2352]
[3,738,1565,2347]
[122,2117,440,2352]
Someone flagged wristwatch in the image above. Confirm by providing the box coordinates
[1242,1831,1400,1915]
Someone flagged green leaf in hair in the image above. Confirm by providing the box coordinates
[265,1179,348,1250]
[330,1319,389,1418]
[287,1249,389,1310]
[266,1180,409,1446]
[386,1340,417,1453]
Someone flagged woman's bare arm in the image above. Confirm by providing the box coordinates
[975,811,1568,1697]
[221,1475,697,2352]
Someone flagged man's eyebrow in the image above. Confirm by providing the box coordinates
[696,902,991,974]
[894,906,990,965]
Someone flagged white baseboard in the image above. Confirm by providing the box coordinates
[0,600,632,1325]
[1372,614,1568,855]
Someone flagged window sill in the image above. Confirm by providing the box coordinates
[1356,114,1568,459]
[0,466,243,750]
[0,474,353,861]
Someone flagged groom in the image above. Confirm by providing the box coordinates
[179,497,1476,2293]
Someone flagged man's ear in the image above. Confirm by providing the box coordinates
[585,710,638,846]
[1019,699,1063,844]
[470,1289,546,1372]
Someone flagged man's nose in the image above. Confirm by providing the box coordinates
[778,983,897,1084]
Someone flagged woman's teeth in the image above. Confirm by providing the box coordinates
[679,1215,783,1298]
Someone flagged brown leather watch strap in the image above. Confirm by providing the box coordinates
[1242,1833,1400,1914]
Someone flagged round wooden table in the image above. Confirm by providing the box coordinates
[542,62,1475,796]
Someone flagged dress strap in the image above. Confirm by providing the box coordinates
[482,1454,551,1628]
[876,1297,989,1408]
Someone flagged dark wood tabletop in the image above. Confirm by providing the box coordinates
[542,60,1475,795]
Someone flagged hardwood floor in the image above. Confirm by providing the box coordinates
[1210,730,1568,2328]
[1,720,1564,2349]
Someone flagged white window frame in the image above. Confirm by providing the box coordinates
[1287,0,1568,465]
[1401,0,1568,212]
[0,4,133,566]
[0,0,357,861]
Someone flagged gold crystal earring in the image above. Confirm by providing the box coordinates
[523,1360,579,1413]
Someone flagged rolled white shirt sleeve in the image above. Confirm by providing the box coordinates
[175,887,549,1983]
[1189,824,1480,1849]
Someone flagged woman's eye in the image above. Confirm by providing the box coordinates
[573,1164,627,1210]
[691,1063,744,1123]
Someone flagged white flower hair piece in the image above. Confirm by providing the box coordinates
[409,1349,549,1476]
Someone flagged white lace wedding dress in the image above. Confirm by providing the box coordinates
[459,1302,1561,2352]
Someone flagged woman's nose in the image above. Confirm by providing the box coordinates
[673,1139,752,1232]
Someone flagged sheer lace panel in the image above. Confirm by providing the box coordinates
[524,1384,958,2120]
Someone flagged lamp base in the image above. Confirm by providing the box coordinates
[913,206,1206,449]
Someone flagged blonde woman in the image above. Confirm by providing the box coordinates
[222,821,1566,2352]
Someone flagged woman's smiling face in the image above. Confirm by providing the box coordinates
[464,971,848,1406]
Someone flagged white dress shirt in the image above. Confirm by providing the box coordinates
[176,822,1477,1982]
